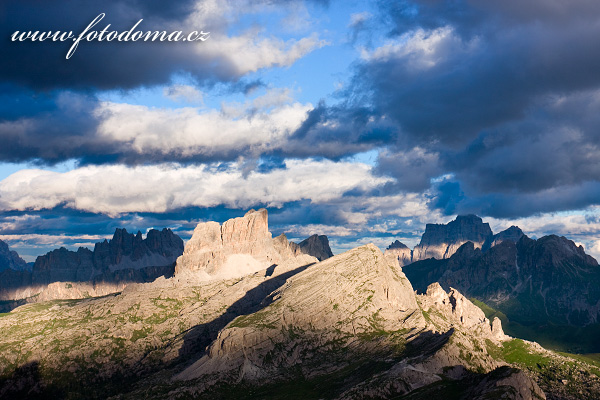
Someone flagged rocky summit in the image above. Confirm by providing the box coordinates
[404,234,600,352]
[174,209,332,281]
[412,214,493,261]
[0,228,184,308]
[0,239,28,272]
[1,211,599,399]
[384,240,413,268]
[385,215,527,268]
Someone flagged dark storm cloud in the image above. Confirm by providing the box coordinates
[0,90,106,163]
[1,0,206,91]
[430,180,600,219]
[286,0,600,218]
[280,102,397,159]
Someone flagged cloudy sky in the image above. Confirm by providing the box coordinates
[1,0,600,262]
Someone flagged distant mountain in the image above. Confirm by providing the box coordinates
[404,234,600,352]
[0,228,185,307]
[0,239,29,272]
[4,210,600,399]
[413,214,493,261]
[384,214,511,266]
[32,228,184,286]
[384,239,412,267]
[174,209,333,281]
[297,234,333,261]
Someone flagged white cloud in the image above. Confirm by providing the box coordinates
[163,84,204,105]
[95,94,311,158]
[0,160,392,216]
[284,224,355,239]
[360,26,478,70]
[349,12,372,27]
[199,31,328,76]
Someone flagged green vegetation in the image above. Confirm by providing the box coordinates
[472,297,600,353]
[498,339,550,369]
[229,310,277,329]
[470,298,509,325]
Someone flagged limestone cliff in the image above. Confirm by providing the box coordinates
[384,240,413,267]
[174,209,324,281]
[404,234,600,352]
[0,228,183,305]
[0,239,28,272]
[412,214,493,261]
[175,244,542,399]
[385,216,526,268]
[298,234,333,261]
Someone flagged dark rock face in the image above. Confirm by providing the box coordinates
[32,247,94,285]
[482,225,524,251]
[0,240,28,272]
[92,228,184,272]
[387,240,409,250]
[385,216,527,269]
[1,229,184,302]
[32,228,184,285]
[413,215,493,261]
[297,234,334,261]
[404,234,600,350]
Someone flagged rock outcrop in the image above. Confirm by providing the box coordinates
[404,234,600,352]
[385,216,527,268]
[482,225,524,251]
[418,282,508,341]
[174,244,541,399]
[175,209,326,281]
[384,240,413,267]
[0,237,572,399]
[412,214,493,261]
[0,228,183,305]
[30,228,183,286]
[0,240,28,272]
[297,234,333,261]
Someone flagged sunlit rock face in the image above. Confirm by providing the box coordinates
[412,214,493,262]
[174,209,331,281]
[384,240,413,267]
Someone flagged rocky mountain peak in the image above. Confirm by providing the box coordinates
[10,228,184,300]
[297,234,333,261]
[177,243,424,382]
[384,239,413,267]
[387,240,409,250]
[483,225,525,251]
[174,209,322,281]
[419,214,492,246]
[0,239,28,272]
[412,214,492,262]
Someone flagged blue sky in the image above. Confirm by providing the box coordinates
[1,0,600,262]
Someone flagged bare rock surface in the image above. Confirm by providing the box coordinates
[412,214,492,262]
[171,245,541,400]
[175,209,325,281]
[297,234,334,261]
[0,228,183,307]
[4,215,597,399]
[0,240,28,272]
[384,239,413,267]
[384,215,519,268]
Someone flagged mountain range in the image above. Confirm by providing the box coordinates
[382,214,600,353]
[0,215,333,312]
[0,210,599,399]
[384,214,525,267]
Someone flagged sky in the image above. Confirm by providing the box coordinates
[1,0,600,262]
